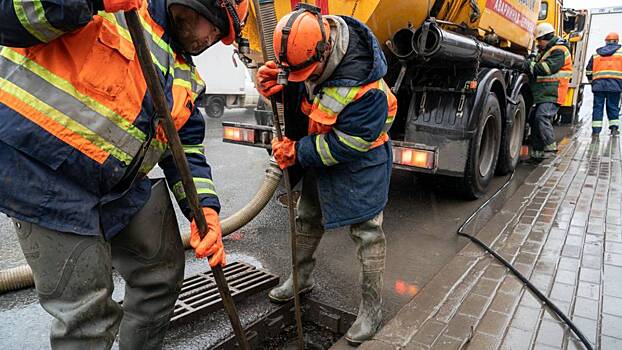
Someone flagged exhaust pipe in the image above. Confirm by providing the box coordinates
[392,22,525,69]
[0,162,282,293]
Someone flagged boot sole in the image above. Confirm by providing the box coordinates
[345,336,363,346]
[267,286,313,304]
[344,322,382,346]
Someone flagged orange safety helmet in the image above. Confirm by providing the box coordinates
[273,4,330,82]
[606,32,620,42]
[220,0,249,46]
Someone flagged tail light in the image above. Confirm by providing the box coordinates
[393,146,435,170]
[223,126,255,143]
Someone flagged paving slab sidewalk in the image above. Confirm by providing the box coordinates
[359,125,622,350]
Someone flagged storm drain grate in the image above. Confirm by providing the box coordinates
[170,261,279,324]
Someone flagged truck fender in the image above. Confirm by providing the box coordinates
[505,73,532,128]
[467,68,507,133]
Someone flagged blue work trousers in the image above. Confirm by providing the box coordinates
[592,91,621,133]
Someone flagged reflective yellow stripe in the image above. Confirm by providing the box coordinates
[315,134,338,166]
[0,48,152,165]
[2,48,146,143]
[183,144,205,155]
[0,77,133,164]
[537,71,573,82]
[138,140,168,174]
[541,45,571,61]
[100,12,171,74]
[172,178,217,201]
[13,0,63,42]
[315,86,360,116]
[333,128,373,152]
[610,119,620,126]
[376,79,395,132]
[541,62,552,75]
[593,71,622,79]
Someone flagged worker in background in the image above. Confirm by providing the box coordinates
[0,0,248,348]
[586,32,622,136]
[256,4,396,345]
[524,22,572,160]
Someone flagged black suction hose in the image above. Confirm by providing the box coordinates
[457,172,594,350]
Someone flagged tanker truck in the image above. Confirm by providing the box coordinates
[222,0,586,198]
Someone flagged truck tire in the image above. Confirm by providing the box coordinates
[462,92,502,199]
[497,94,526,175]
[206,96,225,118]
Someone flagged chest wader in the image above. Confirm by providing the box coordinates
[267,171,386,345]
[13,179,184,349]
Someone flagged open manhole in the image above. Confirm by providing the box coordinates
[212,298,357,350]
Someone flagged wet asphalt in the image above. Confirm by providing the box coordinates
[0,103,580,348]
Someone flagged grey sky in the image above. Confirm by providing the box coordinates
[565,0,621,9]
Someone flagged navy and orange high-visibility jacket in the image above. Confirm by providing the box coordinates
[586,43,622,92]
[0,0,220,238]
[282,16,396,229]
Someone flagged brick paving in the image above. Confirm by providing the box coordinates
[359,126,622,349]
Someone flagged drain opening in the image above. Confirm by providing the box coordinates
[212,298,356,350]
[167,261,279,325]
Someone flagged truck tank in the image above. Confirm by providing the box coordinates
[234,0,541,198]
[243,0,540,59]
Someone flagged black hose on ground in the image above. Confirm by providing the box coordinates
[458,172,594,350]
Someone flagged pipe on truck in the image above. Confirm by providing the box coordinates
[0,161,283,293]
[392,22,526,69]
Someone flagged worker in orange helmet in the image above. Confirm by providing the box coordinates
[0,0,247,348]
[256,4,397,345]
[586,32,622,136]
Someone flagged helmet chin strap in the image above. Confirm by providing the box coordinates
[220,0,249,52]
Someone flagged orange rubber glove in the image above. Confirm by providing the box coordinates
[103,0,141,12]
[271,137,297,169]
[190,207,226,267]
[256,61,284,98]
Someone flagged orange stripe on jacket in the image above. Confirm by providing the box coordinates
[0,89,109,164]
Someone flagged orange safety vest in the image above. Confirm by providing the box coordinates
[0,6,204,172]
[536,44,573,105]
[592,48,622,80]
[301,79,397,151]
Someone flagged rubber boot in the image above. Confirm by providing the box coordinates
[13,220,121,350]
[268,230,323,302]
[111,179,185,350]
[345,212,386,346]
[269,172,324,303]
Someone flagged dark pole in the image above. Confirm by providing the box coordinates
[270,93,305,350]
[123,10,249,350]
[250,0,304,347]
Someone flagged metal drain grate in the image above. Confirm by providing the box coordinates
[170,261,279,324]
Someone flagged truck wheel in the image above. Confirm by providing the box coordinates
[497,94,526,175]
[462,93,502,199]
[206,96,225,118]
